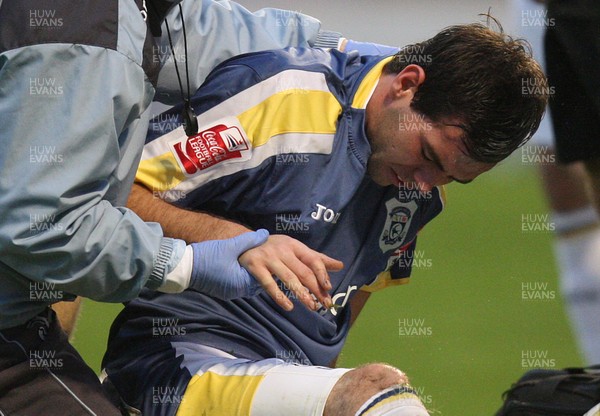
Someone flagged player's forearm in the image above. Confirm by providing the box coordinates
[129,183,339,310]
[128,183,252,243]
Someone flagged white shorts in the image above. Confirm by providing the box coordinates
[171,342,350,416]
[584,403,600,416]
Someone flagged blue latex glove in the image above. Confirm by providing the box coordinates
[344,39,399,56]
[189,229,269,300]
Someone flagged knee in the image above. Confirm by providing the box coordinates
[347,363,409,390]
[324,363,410,416]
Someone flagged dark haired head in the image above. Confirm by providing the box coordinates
[382,21,548,163]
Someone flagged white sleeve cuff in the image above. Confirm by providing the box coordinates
[158,245,193,293]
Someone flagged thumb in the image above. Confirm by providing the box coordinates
[230,229,269,255]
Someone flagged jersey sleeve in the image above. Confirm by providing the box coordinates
[138,62,272,208]
[138,49,343,210]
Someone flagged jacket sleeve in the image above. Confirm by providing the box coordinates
[0,43,184,303]
[154,0,341,104]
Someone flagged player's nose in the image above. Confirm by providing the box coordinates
[415,166,453,192]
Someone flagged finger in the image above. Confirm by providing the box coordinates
[315,254,344,301]
[248,265,294,311]
[267,260,317,311]
[319,253,344,271]
[282,255,332,309]
[296,252,336,293]
[290,255,334,309]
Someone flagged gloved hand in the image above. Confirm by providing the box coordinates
[189,229,269,300]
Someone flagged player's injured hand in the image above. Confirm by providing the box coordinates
[239,234,344,311]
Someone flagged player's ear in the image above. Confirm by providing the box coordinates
[391,64,425,98]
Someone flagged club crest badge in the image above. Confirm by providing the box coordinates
[170,116,251,176]
[379,199,418,253]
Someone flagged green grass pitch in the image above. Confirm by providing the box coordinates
[72,158,582,415]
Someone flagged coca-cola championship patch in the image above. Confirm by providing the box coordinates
[170,117,251,176]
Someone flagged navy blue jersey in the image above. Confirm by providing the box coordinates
[103,48,444,406]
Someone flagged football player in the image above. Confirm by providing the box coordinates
[102,22,547,415]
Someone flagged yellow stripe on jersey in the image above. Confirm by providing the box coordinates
[136,88,341,192]
[176,372,264,416]
[360,272,410,293]
[351,56,394,109]
[238,90,341,148]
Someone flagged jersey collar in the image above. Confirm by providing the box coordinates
[351,56,394,110]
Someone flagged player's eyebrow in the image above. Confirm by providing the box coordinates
[422,138,473,185]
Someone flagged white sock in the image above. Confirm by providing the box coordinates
[354,385,429,416]
[552,206,599,235]
[553,206,600,364]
